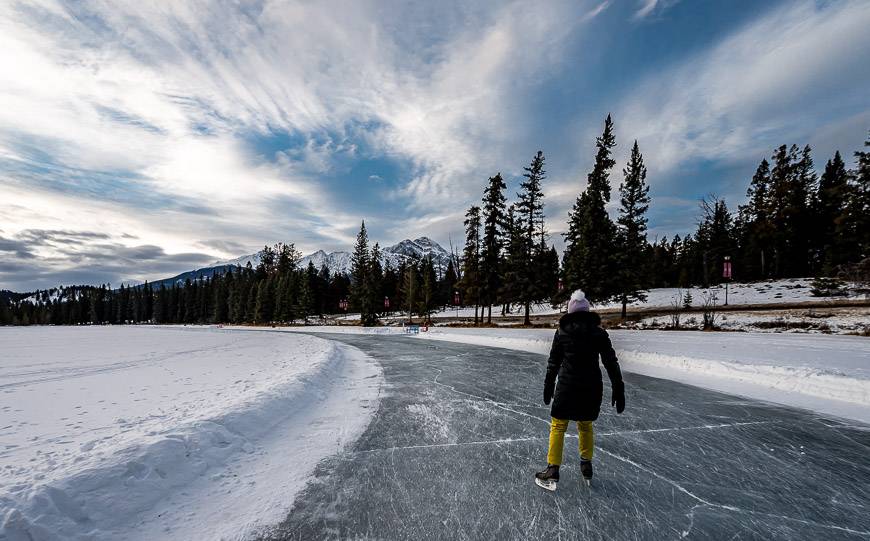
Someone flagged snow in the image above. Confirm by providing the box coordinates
[0,326,383,540]
[623,306,870,335]
[337,279,863,321]
[595,278,855,311]
[282,325,870,424]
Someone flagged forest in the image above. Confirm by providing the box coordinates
[3,118,868,327]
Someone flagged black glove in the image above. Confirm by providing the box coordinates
[543,372,556,405]
[611,382,625,414]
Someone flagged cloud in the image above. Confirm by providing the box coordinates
[0,228,217,291]
[633,0,679,20]
[617,0,870,179]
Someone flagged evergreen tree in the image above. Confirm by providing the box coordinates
[563,114,618,304]
[814,151,851,272]
[695,196,735,286]
[370,242,384,315]
[738,159,774,279]
[847,133,870,262]
[459,205,481,323]
[480,173,507,323]
[350,221,378,326]
[515,151,548,325]
[254,278,274,324]
[400,259,418,323]
[615,140,651,317]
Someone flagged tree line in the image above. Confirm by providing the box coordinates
[2,119,868,326]
[455,118,869,321]
[0,233,464,326]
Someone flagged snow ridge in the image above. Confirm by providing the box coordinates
[0,334,383,541]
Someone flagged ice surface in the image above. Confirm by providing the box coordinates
[261,334,870,540]
[0,326,383,540]
[270,325,870,424]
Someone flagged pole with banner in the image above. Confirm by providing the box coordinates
[453,290,460,319]
[723,256,732,306]
[384,296,390,315]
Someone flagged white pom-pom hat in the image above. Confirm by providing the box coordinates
[568,289,590,313]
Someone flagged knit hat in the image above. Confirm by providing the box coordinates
[567,289,590,313]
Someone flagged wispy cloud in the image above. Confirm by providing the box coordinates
[617,0,870,179]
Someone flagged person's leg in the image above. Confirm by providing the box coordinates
[577,421,594,461]
[547,418,570,465]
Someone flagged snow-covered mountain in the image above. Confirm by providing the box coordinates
[214,237,453,277]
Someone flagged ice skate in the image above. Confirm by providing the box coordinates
[580,459,593,486]
[534,464,560,491]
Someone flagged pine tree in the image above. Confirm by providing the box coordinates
[350,221,377,326]
[459,205,481,324]
[515,151,548,325]
[254,278,274,324]
[847,132,870,262]
[815,151,851,272]
[563,114,618,304]
[695,196,735,286]
[370,242,384,315]
[400,260,418,324]
[738,159,773,279]
[615,140,651,317]
[418,256,437,322]
[480,173,507,323]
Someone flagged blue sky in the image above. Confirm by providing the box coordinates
[1,0,869,290]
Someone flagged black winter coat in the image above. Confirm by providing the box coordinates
[545,311,624,421]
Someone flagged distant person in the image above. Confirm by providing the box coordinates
[535,289,625,490]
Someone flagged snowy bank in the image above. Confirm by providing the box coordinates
[276,326,870,424]
[0,326,383,541]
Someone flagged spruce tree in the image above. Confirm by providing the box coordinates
[480,173,507,323]
[400,260,418,323]
[615,140,651,317]
[815,151,851,272]
[459,205,481,323]
[847,132,870,262]
[516,151,548,325]
[738,159,773,279]
[254,278,274,324]
[370,242,384,315]
[563,114,618,304]
[350,221,377,326]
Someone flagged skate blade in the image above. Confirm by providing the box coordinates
[534,478,557,492]
[583,478,592,487]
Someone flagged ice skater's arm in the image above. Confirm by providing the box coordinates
[544,331,561,404]
[600,331,625,413]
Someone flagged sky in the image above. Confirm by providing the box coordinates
[1,0,869,291]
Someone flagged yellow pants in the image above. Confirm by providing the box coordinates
[547,417,593,465]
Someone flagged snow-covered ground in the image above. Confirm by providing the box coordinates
[0,326,382,541]
[595,278,858,311]
[279,325,870,424]
[620,306,870,335]
[336,279,863,322]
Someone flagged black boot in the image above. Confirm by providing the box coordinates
[580,459,593,485]
[534,464,560,491]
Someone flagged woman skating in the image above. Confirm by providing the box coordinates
[535,289,625,490]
